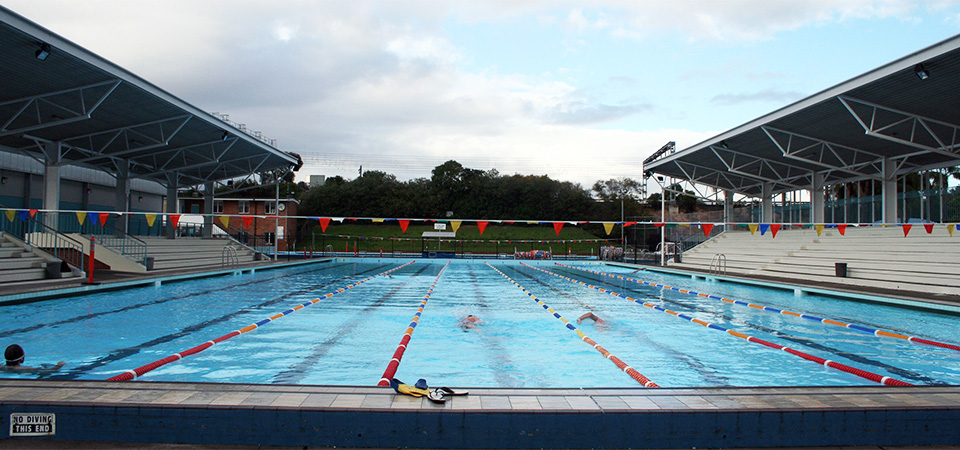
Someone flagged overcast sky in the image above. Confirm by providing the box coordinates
[6,1,960,188]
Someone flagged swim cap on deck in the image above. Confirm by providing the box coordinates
[5,344,24,365]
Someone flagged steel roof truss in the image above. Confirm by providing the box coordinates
[760,126,883,180]
[839,95,960,157]
[672,160,762,195]
[0,80,121,138]
[66,115,192,164]
[709,145,812,184]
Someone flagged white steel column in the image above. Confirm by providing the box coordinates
[881,158,898,224]
[42,142,61,230]
[723,189,734,224]
[115,160,130,234]
[811,172,825,223]
[761,182,774,223]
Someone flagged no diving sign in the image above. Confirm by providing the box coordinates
[9,413,55,436]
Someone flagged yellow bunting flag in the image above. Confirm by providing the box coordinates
[602,222,615,235]
[748,224,758,235]
[949,224,956,237]
[76,211,87,225]
[450,221,462,233]
[145,214,157,227]
[4,210,14,222]
[814,224,824,236]
[219,215,230,228]
[527,221,538,225]
[372,219,385,223]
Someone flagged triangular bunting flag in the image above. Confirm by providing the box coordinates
[814,224,824,237]
[526,221,538,225]
[949,224,956,237]
[450,221,462,233]
[89,212,100,226]
[837,224,847,236]
[553,222,564,236]
[17,211,28,222]
[169,214,181,228]
[701,223,714,236]
[624,221,637,227]
[759,224,769,235]
[76,211,87,225]
[242,216,253,228]
[602,222,615,235]
[902,224,912,237]
[99,213,109,226]
[372,219,384,223]
[770,224,781,238]
[28,209,38,218]
[318,217,331,232]
[654,223,664,228]
[145,214,157,227]
[398,219,410,233]
[219,215,230,228]
[477,221,488,235]
[924,223,934,234]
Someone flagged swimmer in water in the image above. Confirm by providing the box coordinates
[577,312,605,325]
[457,315,482,332]
[2,344,65,373]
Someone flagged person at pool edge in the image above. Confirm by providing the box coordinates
[577,312,604,325]
[2,344,64,373]
[458,315,482,331]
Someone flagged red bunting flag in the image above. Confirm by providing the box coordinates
[398,219,410,233]
[243,216,253,228]
[553,222,564,236]
[318,217,331,232]
[770,223,781,238]
[924,223,934,234]
[624,221,637,227]
[654,223,664,228]
[701,223,714,236]
[902,224,912,237]
[99,213,109,226]
[502,221,515,224]
[28,209,38,218]
[169,214,181,228]
[477,221,488,235]
[837,224,847,236]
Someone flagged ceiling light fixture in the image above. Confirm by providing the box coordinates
[914,63,929,80]
[35,43,51,61]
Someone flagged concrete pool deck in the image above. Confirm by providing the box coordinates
[0,379,958,448]
[2,258,959,448]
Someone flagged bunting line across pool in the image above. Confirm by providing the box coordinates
[522,263,911,387]
[106,261,416,381]
[555,263,960,353]
[377,261,451,386]
[486,263,659,388]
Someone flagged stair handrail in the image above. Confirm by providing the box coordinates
[221,246,239,267]
[0,206,86,272]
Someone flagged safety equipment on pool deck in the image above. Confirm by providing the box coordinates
[525,263,911,386]
[556,263,960,353]
[106,261,416,381]
[486,263,659,388]
[377,262,450,387]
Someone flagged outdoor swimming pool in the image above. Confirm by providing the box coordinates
[1,259,958,388]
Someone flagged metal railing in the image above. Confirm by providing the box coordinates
[0,207,86,272]
[56,212,147,265]
[709,253,727,275]
[221,246,238,267]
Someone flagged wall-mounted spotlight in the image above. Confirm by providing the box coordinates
[138,195,143,203]
[0,176,7,185]
[221,131,229,141]
[35,43,51,61]
[915,63,929,80]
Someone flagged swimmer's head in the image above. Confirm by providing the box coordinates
[5,344,24,366]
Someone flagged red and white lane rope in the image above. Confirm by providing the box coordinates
[377,261,450,386]
[107,261,415,381]
[487,263,659,388]
[525,263,911,386]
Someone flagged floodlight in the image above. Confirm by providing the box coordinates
[914,64,929,80]
[221,131,229,141]
[35,43,51,61]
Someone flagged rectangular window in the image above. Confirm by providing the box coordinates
[238,200,250,214]
[264,201,277,214]
[214,200,223,213]
[264,232,275,244]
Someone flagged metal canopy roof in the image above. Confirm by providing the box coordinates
[0,6,299,189]
[645,33,960,198]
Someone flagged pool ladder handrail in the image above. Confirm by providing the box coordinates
[709,253,726,275]
[221,246,239,268]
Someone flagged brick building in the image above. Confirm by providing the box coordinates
[180,197,299,251]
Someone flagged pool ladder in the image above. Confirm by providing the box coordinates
[222,246,239,268]
[709,253,726,275]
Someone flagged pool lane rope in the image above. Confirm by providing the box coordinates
[555,263,960,353]
[106,261,416,381]
[486,263,659,388]
[523,263,911,386]
[377,261,451,386]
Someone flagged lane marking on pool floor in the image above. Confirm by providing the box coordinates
[554,263,960,353]
[486,263,659,388]
[377,261,451,386]
[106,261,416,381]
[523,263,911,387]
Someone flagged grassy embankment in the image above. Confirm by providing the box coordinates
[299,223,620,255]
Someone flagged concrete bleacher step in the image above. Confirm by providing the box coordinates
[0,267,47,283]
[139,237,259,271]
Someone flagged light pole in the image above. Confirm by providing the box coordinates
[659,176,666,266]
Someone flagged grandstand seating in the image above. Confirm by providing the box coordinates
[138,236,260,272]
[672,225,960,296]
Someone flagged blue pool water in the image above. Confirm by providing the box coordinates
[1,259,958,388]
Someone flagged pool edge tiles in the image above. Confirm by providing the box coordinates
[0,380,958,448]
